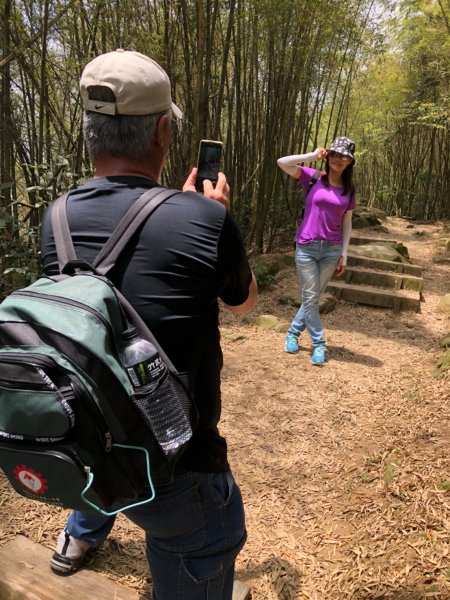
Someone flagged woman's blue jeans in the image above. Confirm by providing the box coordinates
[65,470,246,600]
[288,241,342,347]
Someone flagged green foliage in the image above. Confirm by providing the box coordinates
[277,295,297,307]
[436,349,450,374]
[349,0,449,218]
[383,461,397,486]
[252,253,293,289]
[2,0,388,255]
[253,263,276,290]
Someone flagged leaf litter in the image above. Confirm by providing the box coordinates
[0,218,448,599]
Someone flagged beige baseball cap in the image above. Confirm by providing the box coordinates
[80,49,182,119]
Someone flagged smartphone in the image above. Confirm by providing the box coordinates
[196,139,223,192]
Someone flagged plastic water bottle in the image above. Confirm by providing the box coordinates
[120,327,192,456]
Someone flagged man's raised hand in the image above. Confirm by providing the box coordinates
[182,168,230,210]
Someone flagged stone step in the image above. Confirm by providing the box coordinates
[341,266,424,292]
[326,281,421,312]
[347,254,423,276]
[0,535,251,600]
[350,235,399,246]
[432,255,450,265]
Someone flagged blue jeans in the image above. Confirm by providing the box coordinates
[65,470,246,600]
[288,241,342,347]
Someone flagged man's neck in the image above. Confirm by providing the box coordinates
[93,156,161,182]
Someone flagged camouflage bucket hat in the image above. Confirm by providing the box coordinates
[329,136,355,159]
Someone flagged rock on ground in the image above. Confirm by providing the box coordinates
[349,243,407,263]
[319,293,337,314]
[352,206,386,229]
[440,334,450,348]
[437,294,450,316]
[254,314,289,332]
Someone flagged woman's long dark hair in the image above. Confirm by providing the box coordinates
[322,159,355,197]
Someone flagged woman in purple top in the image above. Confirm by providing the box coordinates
[277,137,356,365]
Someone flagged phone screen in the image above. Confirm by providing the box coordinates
[197,141,222,188]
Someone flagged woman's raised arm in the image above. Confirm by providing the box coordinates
[277,148,326,178]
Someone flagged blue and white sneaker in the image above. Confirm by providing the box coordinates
[284,334,299,354]
[311,345,327,366]
[50,531,93,575]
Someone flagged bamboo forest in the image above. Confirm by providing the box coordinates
[0,3,449,599]
[0,0,449,267]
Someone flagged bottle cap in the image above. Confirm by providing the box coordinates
[122,326,138,341]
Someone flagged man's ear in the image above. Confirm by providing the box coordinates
[155,113,171,149]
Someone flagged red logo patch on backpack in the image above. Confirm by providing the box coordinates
[13,465,48,495]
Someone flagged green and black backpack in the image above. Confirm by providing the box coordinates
[0,187,195,515]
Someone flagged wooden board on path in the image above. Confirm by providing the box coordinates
[233,579,251,600]
[0,535,140,600]
[0,535,251,600]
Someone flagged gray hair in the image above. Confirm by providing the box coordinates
[83,110,169,162]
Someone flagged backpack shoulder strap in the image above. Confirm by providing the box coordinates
[93,186,179,276]
[51,193,78,273]
[305,169,320,198]
[51,187,179,275]
[296,169,321,226]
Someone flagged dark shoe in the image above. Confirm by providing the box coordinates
[50,530,93,575]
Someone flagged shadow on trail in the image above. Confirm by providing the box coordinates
[265,290,439,350]
[325,307,440,349]
[136,576,434,600]
[138,587,151,600]
[424,262,450,295]
[328,344,384,367]
[294,342,383,367]
[236,556,302,600]
[136,556,303,599]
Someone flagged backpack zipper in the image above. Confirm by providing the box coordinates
[0,377,49,391]
[11,290,115,340]
[0,352,58,370]
[0,352,112,451]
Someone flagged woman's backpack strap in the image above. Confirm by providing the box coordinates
[305,169,321,198]
[296,169,321,226]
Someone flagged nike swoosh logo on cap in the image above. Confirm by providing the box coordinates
[94,104,105,110]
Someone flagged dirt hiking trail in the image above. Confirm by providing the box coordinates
[0,217,449,600]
